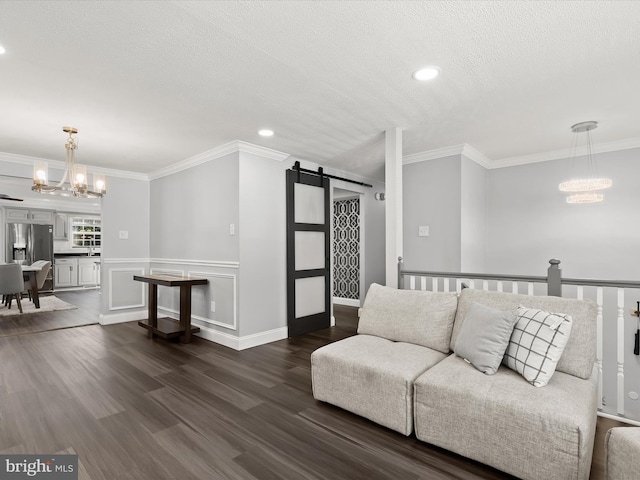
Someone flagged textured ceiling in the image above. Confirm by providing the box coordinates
[0,1,639,182]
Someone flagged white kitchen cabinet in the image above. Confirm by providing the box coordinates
[5,209,29,222]
[54,258,77,288]
[30,210,54,223]
[53,213,68,240]
[5,208,54,224]
[55,257,100,288]
[78,258,99,286]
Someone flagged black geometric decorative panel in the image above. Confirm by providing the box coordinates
[333,198,360,299]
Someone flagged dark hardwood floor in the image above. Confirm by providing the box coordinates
[0,296,628,479]
[0,289,100,338]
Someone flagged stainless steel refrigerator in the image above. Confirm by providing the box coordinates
[6,223,54,291]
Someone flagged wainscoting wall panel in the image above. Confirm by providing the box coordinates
[149,261,240,338]
[108,267,145,310]
[189,271,237,330]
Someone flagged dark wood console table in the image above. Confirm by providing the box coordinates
[134,274,208,343]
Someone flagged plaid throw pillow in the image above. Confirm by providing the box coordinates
[504,306,573,387]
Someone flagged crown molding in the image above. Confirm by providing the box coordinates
[236,141,290,162]
[403,144,465,165]
[149,141,290,180]
[490,137,640,169]
[403,137,640,171]
[460,144,492,169]
[403,143,491,169]
[0,151,149,180]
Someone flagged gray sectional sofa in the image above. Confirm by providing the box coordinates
[311,283,598,480]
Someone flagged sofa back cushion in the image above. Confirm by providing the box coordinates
[358,283,458,354]
[451,288,596,379]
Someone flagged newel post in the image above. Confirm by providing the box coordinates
[397,256,404,290]
[547,259,562,297]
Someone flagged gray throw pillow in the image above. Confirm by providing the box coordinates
[453,302,518,375]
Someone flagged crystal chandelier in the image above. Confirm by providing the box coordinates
[558,121,611,204]
[32,127,106,198]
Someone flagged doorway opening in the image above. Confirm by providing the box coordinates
[332,188,363,308]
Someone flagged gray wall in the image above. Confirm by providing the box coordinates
[403,155,461,271]
[237,151,287,337]
[361,179,386,294]
[486,147,640,280]
[147,152,241,340]
[460,155,487,272]
[102,176,150,260]
[100,175,150,316]
[149,153,239,261]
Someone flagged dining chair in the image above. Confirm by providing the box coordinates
[0,263,24,313]
[24,260,51,301]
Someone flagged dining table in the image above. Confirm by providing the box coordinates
[21,265,41,309]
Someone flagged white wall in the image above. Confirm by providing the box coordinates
[487,147,640,280]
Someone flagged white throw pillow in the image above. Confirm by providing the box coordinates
[504,306,573,387]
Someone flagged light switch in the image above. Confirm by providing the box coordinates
[418,226,429,237]
[210,301,216,313]
[229,223,235,235]
[119,230,129,239]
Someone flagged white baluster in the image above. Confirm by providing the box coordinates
[577,286,584,300]
[420,276,427,291]
[527,282,534,296]
[456,279,462,293]
[482,280,489,291]
[409,276,416,290]
[511,282,518,294]
[443,278,450,293]
[497,281,503,292]
[432,277,438,292]
[469,279,475,290]
[596,287,603,410]
[617,288,625,416]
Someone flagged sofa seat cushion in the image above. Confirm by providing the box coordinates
[311,334,447,435]
[605,427,640,480]
[414,354,597,480]
[357,283,458,354]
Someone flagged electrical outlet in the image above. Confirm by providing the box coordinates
[229,224,235,235]
[418,226,429,237]
[210,301,216,313]
[119,230,129,239]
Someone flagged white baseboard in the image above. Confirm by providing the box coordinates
[333,297,360,307]
[99,310,147,325]
[100,308,288,350]
[194,323,288,351]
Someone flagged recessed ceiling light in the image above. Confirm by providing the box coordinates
[0,45,6,55]
[412,66,440,81]
[258,129,274,137]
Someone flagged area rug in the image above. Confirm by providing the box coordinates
[0,295,77,317]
